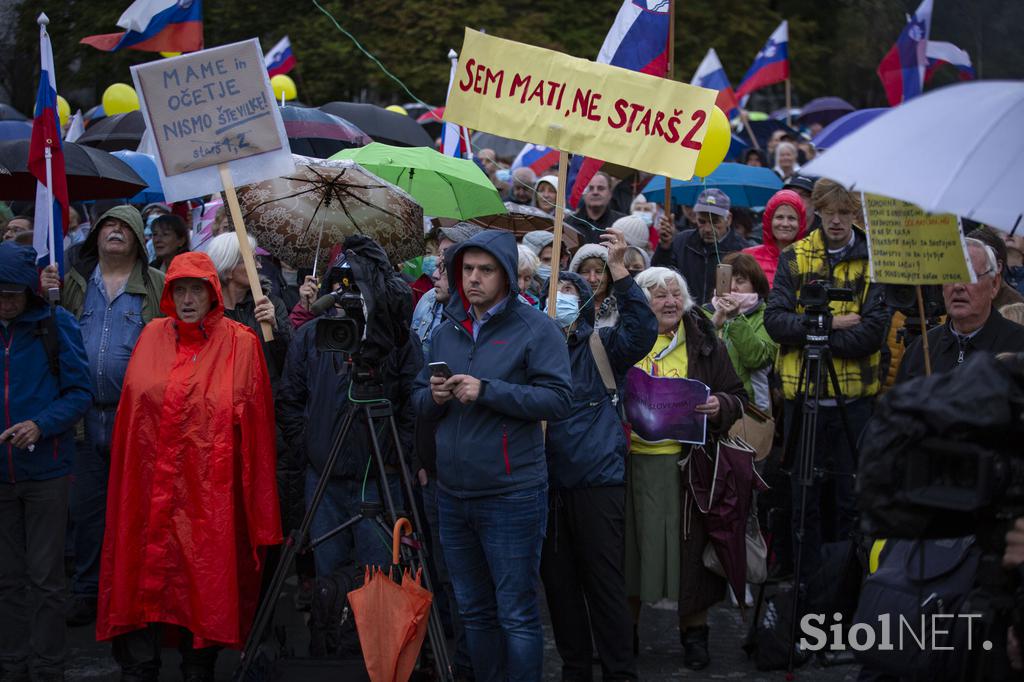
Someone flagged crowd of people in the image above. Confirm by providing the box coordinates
[3,132,1024,682]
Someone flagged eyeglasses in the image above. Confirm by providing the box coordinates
[436,259,446,273]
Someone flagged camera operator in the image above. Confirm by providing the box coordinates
[277,246,423,577]
[764,179,889,581]
[896,239,1024,382]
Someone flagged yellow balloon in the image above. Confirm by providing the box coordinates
[270,74,297,102]
[102,83,140,115]
[56,96,70,127]
[160,51,182,58]
[693,106,731,178]
[385,105,408,116]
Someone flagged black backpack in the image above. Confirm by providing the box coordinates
[743,587,812,671]
[308,562,363,659]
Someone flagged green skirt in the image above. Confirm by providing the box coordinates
[625,451,683,602]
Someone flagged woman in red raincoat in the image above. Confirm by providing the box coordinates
[96,251,281,682]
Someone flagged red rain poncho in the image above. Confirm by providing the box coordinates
[96,252,281,649]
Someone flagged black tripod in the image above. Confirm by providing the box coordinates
[237,379,454,682]
[784,310,861,675]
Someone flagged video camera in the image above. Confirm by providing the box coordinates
[313,264,366,357]
[798,280,854,338]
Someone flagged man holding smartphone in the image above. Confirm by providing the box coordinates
[413,230,572,682]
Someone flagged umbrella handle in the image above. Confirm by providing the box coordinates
[392,517,412,565]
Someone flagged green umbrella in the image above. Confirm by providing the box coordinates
[330,143,506,220]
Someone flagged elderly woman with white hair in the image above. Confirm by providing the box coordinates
[625,266,746,671]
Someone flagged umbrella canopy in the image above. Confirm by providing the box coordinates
[280,105,371,159]
[801,80,1024,233]
[235,154,424,269]
[642,163,783,208]
[736,119,801,152]
[416,107,445,140]
[811,108,887,149]
[0,139,146,201]
[470,201,582,250]
[0,121,32,141]
[330,142,506,220]
[798,96,856,127]
[320,101,433,148]
[110,150,163,203]
[76,111,145,152]
[470,131,526,161]
[0,104,27,122]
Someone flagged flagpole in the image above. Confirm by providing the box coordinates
[449,49,474,160]
[663,0,675,225]
[785,78,792,128]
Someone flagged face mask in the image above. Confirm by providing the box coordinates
[536,264,552,281]
[495,169,512,183]
[634,211,654,227]
[550,291,579,329]
[421,255,438,277]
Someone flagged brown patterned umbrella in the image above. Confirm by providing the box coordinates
[236,155,424,270]
[470,201,582,250]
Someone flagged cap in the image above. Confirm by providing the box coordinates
[142,202,171,216]
[0,282,26,294]
[784,174,817,194]
[611,215,651,249]
[535,174,558,191]
[694,188,731,217]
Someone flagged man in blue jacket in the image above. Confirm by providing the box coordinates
[0,243,92,682]
[540,231,657,681]
[413,230,572,682]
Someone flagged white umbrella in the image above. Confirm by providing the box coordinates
[801,80,1024,233]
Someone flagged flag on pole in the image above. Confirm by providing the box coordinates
[265,36,296,77]
[691,48,739,118]
[81,0,203,53]
[64,110,85,142]
[735,21,789,100]
[30,13,68,272]
[924,40,976,83]
[511,144,561,175]
[876,0,933,106]
[568,0,670,208]
[442,49,471,158]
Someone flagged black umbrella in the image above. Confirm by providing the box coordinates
[0,139,147,201]
[280,105,372,159]
[471,131,526,161]
[76,111,146,152]
[320,101,433,148]
[0,104,27,122]
[798,96,856,127]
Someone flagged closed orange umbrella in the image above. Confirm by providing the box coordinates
[347,519,433,682]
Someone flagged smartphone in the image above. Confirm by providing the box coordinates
[715,263,733,297]
[429,362,453,380]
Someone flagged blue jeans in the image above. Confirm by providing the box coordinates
[70,436,109,596]
[438,485,547,682]
[304,468,403,577]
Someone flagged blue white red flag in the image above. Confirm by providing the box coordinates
[81,0,203,53]
[569,0,670,208]
[691,48,739,118]
[511,144,561,175]
[735,21,789,100]
[876,0,932,106]
[924,40,976,83]
[265,36,297,77]
[442,50,471,158]
[30,14,68,272]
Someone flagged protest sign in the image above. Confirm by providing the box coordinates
[624,371,710,446]
[445,28,718,182]
[863,194,974,285]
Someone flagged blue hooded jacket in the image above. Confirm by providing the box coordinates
[412,230,572,498]
[542,271,658,489]
[0,243,92,482]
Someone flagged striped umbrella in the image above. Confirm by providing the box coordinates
[280,105,372,159]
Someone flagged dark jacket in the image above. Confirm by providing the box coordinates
[0,243,92,482]
[651,228,750,304]
[896,309,1024,383]
[566,206,627,244]
[224,283,292,387]
[412,230,573,498]
[543,271,658,489]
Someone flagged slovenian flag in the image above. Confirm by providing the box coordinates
[265,36,296,77]
[876,0,932,106]
[924,40,976,83]
[735,21,789,100]
[691,48,739,119]
[81,0,203,53]
[30,14,68,272]
[512,144,561,175]
[568,0,670,208]
[442,49,471,158]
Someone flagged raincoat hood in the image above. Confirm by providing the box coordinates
[0,242,45,308]
[445,230,519,320]
[761,189,808,250]
[77,205,148,270]
[159,251,224,325]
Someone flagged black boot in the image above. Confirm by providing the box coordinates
[681,625,710,670]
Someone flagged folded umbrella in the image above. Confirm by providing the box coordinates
[280,105,372,159]
[811,108,887,150]
[642,163,783,208]
[110,150,163,203]
[76,111,145,152]
[320,102,433,148]
[0,139,146,201]
[330,142,506,220]
[235,154,424,270]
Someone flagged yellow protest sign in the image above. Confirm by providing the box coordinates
[444,28,718,182]
[863,194,974,285]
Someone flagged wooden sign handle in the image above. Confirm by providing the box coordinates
[218,163,274,341]
[546,150,570,318]
[915,285,931,376]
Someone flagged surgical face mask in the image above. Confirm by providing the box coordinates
[536,264,552,281]
[421,255,438,277]
[634,211,654,227]
[551,291,579,329]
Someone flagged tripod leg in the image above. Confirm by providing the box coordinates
[824,353,861,458]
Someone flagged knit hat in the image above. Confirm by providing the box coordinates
[612,215,650,249]
[522,230,554,256]
[569,243,608,274]
[535,174,558,191]
[762,189,808,247]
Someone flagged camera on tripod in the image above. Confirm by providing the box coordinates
[314,264,366,356]
[798,280,854,336]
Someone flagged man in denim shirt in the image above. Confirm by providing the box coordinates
[41,205,164,626]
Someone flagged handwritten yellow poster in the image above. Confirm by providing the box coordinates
[864,194,974,285]
[444,28,718,181]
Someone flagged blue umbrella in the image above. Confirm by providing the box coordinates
[812,108,887,149]
[642,163,783,208]
[0,121,32,141]
[110,150,163,203]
